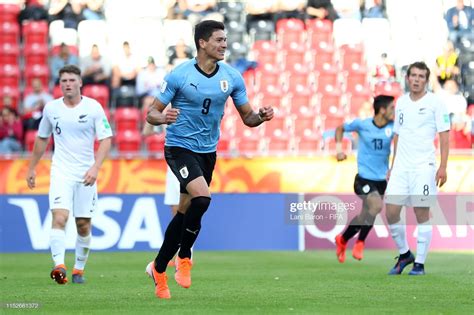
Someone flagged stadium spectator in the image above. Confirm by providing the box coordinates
[48,0,84,29]
[450,112,472,149]
[434,40,461,86]
[275,0,306,21]
[332,0,361,20]
[145,20,274,299]
[80,44,111,86]
[373,52,396,84]
[22,78,53,130]
[385,61,450,276]
[82,0,105,20]
[136,56,167,110]
[245,0,279,29]
[334,95,395,263]
[0,106,23,154]
[111,41,141,90]
[360,0,386,19]
[435,79,468,119]
[178,0,224,26]
[50,43,80,85]
[18,0,49,25]
[26,65,112,285]
[305,0,339,22]
[445,0,473,44]
[166,38,194,71]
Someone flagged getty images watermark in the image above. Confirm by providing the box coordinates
[286,193,473,226]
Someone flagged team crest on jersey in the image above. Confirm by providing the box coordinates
[220,80,228,93]
[385,127,392,137]
[160,81,167,93]
[179,166,189,179]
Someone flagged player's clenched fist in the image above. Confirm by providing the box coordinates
[258,106,274,121]
[165,108,180,124]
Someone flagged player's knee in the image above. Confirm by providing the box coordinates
[184,196,211,228]
[189,196,211,217]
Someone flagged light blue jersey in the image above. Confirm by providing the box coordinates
[344,118,394,181]
[157,59,248,153]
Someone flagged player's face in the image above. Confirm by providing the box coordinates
[203,30,227,61]
[60,72,82,99]
[384,101,395,121]
[406,67,428,94]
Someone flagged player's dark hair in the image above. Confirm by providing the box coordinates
[373,95,394,115]
[194,20,225,51]
[59,64,81,78]
[406,61,431,80]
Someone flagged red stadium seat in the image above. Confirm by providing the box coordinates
[23,43,49,66]
[339,44,364,70]
[24,64,49,89]
[276,18,305,46]
[296,134,322,153]
[144,132,165,153]
[254,63,282,91]
[0,21,20,44]
[292,116,319,138]
[266,132,293,153]
[306,19,333,48]
[22,20,48,44]
[283,42,307,70]
[374,81,403,98]
[321,114,345,131]
[0,3,20,23]
[114,107,140,132]
[0,43,19,65]
[314,66,339,91]
[0,64,20,88]
[235,131,262,154]
[256,84,284,112]
[217,135,231,154]
[263,115,288,137]
[252,40,279,65]
[346,85,372,116]
[318,87,342,115]
[115,130,142,153]
[82,84,110,108]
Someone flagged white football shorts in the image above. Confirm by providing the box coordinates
[164,166,180,206]
[49,174,98,218]
[385,166,437,207]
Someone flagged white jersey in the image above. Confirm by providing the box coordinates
[38,96,113,181]
[393,92,450,171]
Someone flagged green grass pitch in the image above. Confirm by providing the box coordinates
[0,251,472,314]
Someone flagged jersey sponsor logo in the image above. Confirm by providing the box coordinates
[418,107,426,115]
[160,81,167,93]
[385,127,392,137]
[53,116,60,120]
[79,114,88,119]
[220,80,228,93]
[179,166,189,179]
[189,83,199,90]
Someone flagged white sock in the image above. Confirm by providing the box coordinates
[415,223,432,264]
[74,234,91,271]
[389,220,410,255]
[50,229,66,266]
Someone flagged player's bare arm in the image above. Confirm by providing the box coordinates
[83,136,112,186]
[236,103,274,127]
[335,124,347,161]
[436,131,449,187]
[146,98,179,125]
[387,133,399,181]
[26,136,50,189]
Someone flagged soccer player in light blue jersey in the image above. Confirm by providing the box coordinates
[334,95,395,263]
[145,20,274,299]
